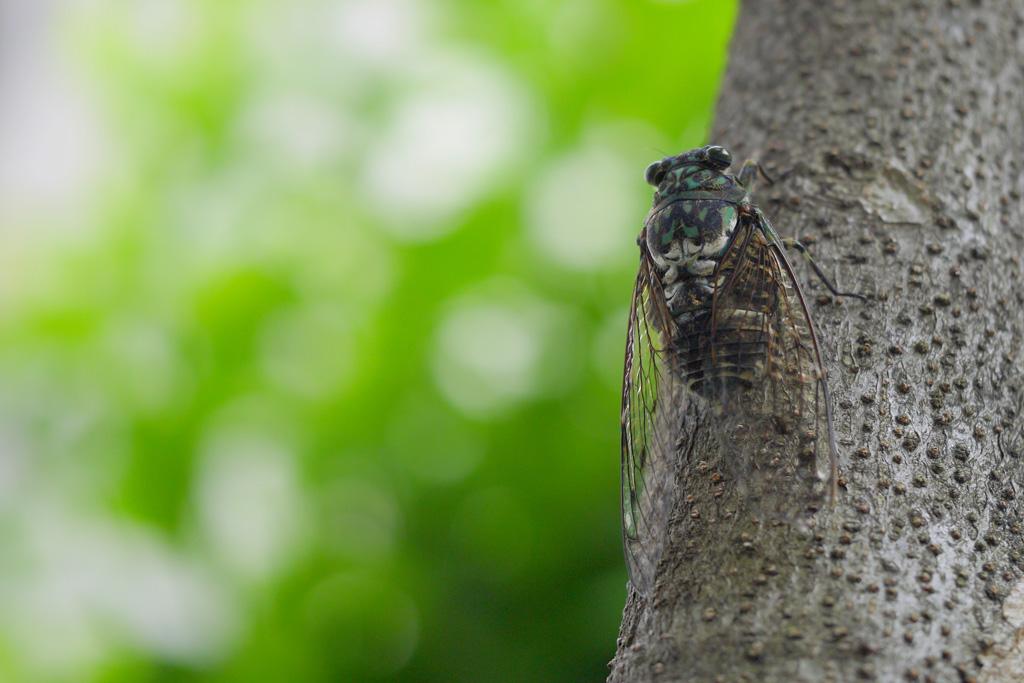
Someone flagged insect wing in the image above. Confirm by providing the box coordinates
[708,215,837,495]
[620,250,684,594]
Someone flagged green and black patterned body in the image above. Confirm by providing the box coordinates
[620,145,855,594]
[642,147,747,320]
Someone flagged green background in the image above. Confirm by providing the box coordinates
[0,1,736,680]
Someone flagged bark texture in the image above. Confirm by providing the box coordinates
[609,2,1024,681]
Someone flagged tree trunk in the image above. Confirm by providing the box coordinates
[608,1,1024,681]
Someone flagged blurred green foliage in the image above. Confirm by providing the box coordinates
[0,0,735,681]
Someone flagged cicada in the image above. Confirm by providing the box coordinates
[620,144,863,593]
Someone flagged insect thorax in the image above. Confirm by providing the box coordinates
[645,197,740,322]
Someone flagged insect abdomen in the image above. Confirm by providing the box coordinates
[672,231,784,400]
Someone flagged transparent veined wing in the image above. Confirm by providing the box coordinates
[620,246,687,594]
[705,212,837,498]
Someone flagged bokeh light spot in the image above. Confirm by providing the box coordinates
[433,285,546,416]
[196,429,307,582]
[330,0,430,67]
[526,141,646,271]
[362,56,536,241]
[6,505,237,674]
[433,281,583,416]
[259,304,355,399]
[238,91,354,171]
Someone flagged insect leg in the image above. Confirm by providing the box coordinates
[781,238,868,301]
[737,159,774,191]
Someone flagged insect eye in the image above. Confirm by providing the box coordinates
[644,161,667,186]
[705,146,732,169]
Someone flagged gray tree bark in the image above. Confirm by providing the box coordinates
[608,2,1024,682]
